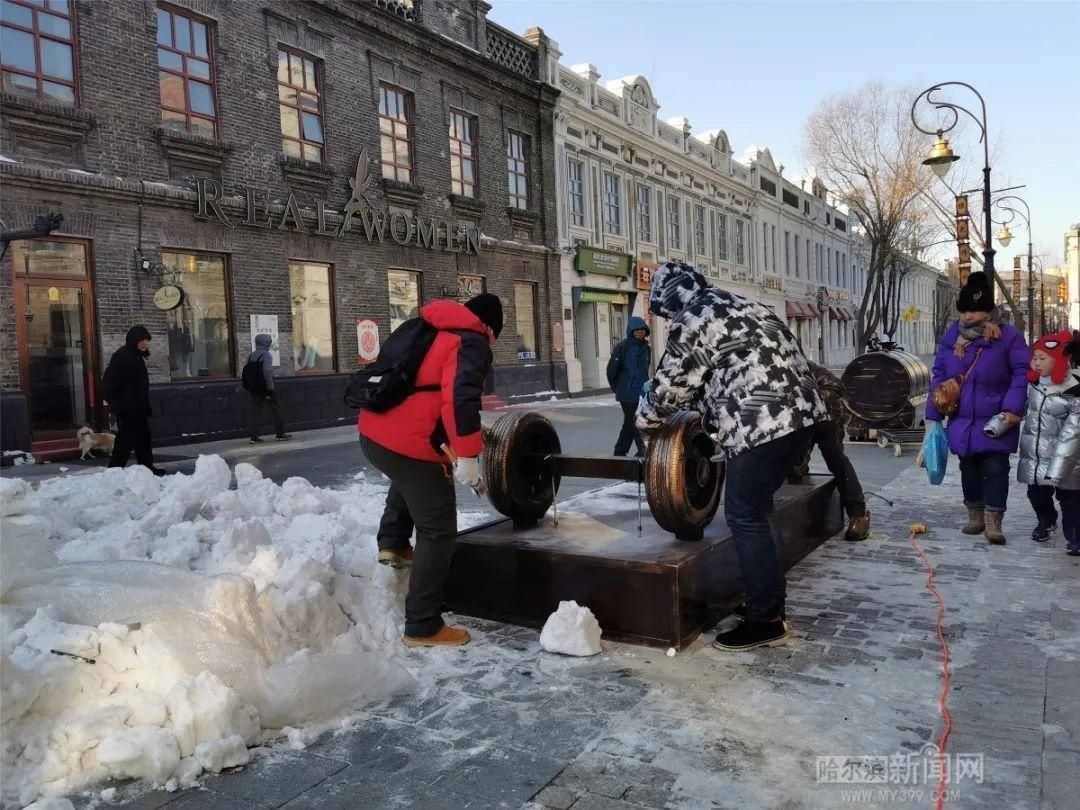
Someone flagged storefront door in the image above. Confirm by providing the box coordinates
[11,240,97,448]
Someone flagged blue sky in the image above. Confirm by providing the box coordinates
[489,0,1080,265]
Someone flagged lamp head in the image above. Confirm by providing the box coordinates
[923,132,959,179]
[997,225,1013,247]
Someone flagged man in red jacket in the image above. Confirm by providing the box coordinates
[359,293,503,648]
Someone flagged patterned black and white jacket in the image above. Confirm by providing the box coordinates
[635,261,827,460]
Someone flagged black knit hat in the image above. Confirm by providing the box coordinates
[956,271,994,313]
[125,324,152,345]
[465,293,504,339]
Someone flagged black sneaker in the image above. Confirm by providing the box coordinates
[149,467,168,477]
[1068,539,1080,557]
[250,437,264,444]
[275,434,293,441]
[731,604,786,622]
[712,620,789,651]
[1031,518,1056,543]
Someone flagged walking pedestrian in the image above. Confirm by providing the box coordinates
[243,334,291,444]
[636,261,827,651]
[789,362,871,541]
[102,325,166,476]
[358,293,503,648]
[606,316,651,457]
[925,271,1029,544]
[1017,330,1080,554]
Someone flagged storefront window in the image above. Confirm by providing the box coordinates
[387,268,421,332]
[161,251,231,380]
[289,261,335,373]
[456,274,485,302]
[514,281,538,360]
[9,240,87,276]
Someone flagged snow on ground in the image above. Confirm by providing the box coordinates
[0,457,488,808]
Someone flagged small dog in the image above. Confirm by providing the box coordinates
[77,426,115,460]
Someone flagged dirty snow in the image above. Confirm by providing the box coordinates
[539,600,602,657]
[0,456,474,808]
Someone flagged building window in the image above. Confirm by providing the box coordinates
[666,195,681,250]
[735,219,746,266]
[379,84,413,183]
[513,281,538,360]
[161,251,231,380]
[762,223,769,269]
[567,159,586,227]
[277,49,324,163]
[507,131,529,209]
[157,6,216,136]
[1,0,76,104]
[456,274,485,301]
[289,261,335,372]
[784,231,791,276]
[771,225,776,272]
[449,110,477,197]
[717,214,728,261]
[637,184,653,242]
[794,235,800,277]
[387,269,421,332]
[603,172,621,235]
[694,205,706,255]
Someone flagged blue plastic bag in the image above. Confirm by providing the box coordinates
[923,420,949,485]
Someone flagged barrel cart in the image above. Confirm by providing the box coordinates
[840,350,931,449]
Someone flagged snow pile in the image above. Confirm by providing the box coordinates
[539,601,602,657]
[0,457,421,807]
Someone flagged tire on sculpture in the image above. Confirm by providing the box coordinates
[483,411,561,527]
[644,412,724,541]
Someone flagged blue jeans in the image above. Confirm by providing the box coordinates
[959,452,1011,513]
[725,427,814,623]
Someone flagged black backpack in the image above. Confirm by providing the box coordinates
[241,354,268,393]
[344,318,439,412]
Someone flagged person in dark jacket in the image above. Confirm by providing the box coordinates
[247,333,291,444]
[636,261,827,652]
[789,362,871,541]
[925,272,1029,544]
[606,316,651,457]
[358,293,502,649]
[102,325,165,476]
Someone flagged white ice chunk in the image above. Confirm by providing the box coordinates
[539,600,603,657]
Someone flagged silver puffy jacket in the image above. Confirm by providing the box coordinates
[1016,372,1080,490]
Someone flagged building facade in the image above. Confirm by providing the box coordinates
[0,0,564,454]
[1066,223,1079,331]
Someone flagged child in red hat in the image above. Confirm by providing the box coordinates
[1017,329,1080,553]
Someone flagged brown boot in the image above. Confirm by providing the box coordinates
[985,511,1006,545]
[403,625,471,648]
[845,511,871,541]
[378,548,413,569]
[961,507,985,535]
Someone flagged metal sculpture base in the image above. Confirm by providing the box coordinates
[445,474,842,649]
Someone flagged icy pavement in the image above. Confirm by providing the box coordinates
[4,458,1077,809]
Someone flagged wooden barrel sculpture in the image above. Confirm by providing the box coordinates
[841,350,930,437]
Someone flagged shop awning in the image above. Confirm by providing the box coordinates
[800,302,820,318]
[786,301,817,319]
[841,307,856,321]
[828,307,842,321]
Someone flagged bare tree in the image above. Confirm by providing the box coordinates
[804,82,945,347]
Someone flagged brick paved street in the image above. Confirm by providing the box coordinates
[71,447,1078,810]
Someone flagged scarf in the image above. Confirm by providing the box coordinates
[954,322,987,358]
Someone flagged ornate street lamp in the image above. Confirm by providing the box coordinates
[992,195,1035,344]
[911,82,996,290]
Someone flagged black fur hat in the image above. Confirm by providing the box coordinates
[956,271,994,313]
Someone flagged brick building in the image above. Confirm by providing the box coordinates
[0,0,564,456]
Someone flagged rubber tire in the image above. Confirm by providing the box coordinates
[483,411,561,527]
[644,412,724,540]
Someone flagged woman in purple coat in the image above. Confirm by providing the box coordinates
[925,272,1030,544]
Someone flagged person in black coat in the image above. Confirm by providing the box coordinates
[102,325,165,475]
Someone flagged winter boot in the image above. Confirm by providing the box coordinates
[962,507,986,535]
[1067,528,1080,557]
[403,625,471,648]
[845,511,872,542]
[713,620,789,651]
[985,511,1007,545]
[1031,515,1057,543]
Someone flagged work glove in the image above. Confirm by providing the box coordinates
[453,456,482,488]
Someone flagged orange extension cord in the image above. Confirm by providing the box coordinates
[908,525,952,810]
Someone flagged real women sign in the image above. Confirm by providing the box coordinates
[193,149,481,255]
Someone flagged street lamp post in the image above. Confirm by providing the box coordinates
[911,82,996,291]
[993,195,1034,344]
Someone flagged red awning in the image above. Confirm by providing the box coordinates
[785,301,803,318]
[842,307,856,321]
[828,307,842,321]
[801,302,821,318]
